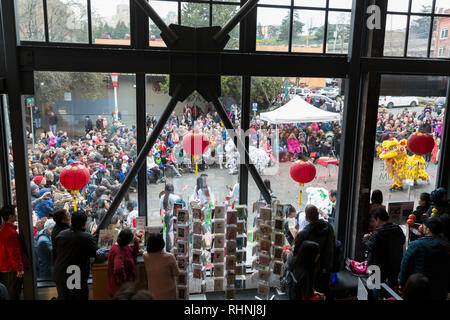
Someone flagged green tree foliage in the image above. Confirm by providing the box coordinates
[278,11,304,43]
[251,78,284,111]
[410,5,436,39]
[180,2,239,49]
[112,21,129,39]
[92,21,115,39]
[34,72,107,104]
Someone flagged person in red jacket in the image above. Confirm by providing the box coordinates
[0,205,27,300]
[106,228,142,297]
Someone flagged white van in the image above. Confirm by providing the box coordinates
[378,96,419,108]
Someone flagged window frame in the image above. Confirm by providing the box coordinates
[2,0,450,299]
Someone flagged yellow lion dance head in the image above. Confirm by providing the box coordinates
[379,138,407,159]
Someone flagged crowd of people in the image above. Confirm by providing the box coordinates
[376,103,445,163]
[1,88,449,300]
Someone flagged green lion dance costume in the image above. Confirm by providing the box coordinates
[379,138,429,191]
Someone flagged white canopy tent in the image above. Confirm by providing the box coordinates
[259,95,340,124]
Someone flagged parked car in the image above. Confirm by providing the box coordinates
[318,87,341,99]
[310,87,323,94]
[434,97,446,115]
[302,93,335,111]
[378,96,419,108]
[288,87,311,100]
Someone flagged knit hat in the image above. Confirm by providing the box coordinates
[30,183,39,192]
[33,176,44,186]
[44,219,56,231]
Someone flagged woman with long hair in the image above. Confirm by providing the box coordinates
[287,240,325,301]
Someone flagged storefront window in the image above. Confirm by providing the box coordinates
[248,76,344,258]
[372,75,447,219]
[29,72,137,280]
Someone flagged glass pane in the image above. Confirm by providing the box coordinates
[294,0,326,8]
[326,11,351,54]
[30,72,137,279]
[212,4,240,50]
[329,0,353,9]
[16,0,46,41]
[435,0,450,14]
[407,15,431,57]
[374,75,448,228]
[388,0,410,12]
[256,7,290,52]
[291,10,326,53]
[92,0,131,45]
[47,0,88,43]
[411,0,433,13]
[249,76,343,251]
[181,2,209,28]
[149,0,178,48]
[384,14,408,56]
[259,0,291,5]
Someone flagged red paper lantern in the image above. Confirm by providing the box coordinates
[290,160,316,184]
[407,132,434,155]
[59,162,91,191]
[182,133,210,156]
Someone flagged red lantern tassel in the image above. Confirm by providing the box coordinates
[298,182,304,207]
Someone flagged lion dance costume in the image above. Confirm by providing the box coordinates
[379,138,429,191]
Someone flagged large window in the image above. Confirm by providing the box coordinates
[145,74,241,228]
[385,0,450,58]
[28,72,137,279]
[248,76,344,244]
[372,75,447,215]
[256,0,352,53]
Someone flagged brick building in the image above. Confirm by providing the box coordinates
[433,9,450,58]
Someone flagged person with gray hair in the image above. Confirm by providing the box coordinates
[36,219,56,279]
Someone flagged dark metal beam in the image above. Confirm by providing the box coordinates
[350,0,388,260]
[131,0,148,221]
[96,85,184,237]
[136,73,147,221]
[0,0,37,299]
[437,79,450,192]
[238,0,257,205]
[18,46,349,78]
[361,57,450,76]
[0,95,12,206]
[335,0,368,259]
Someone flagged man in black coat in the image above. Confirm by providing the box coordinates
[95,115,103,131]
[84,116,93,134]
[293,205,335,300]
[51,209,71,261]
[53,211,98,300]
[362,207,405,289]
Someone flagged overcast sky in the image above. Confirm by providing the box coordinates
[91,0,449,32]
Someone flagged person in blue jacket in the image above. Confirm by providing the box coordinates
[35,188,54,220]
[398,217,450,300]
[36,219,56,279]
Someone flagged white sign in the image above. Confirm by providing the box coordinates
[135,217,146,231]
[64,92,72,101]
